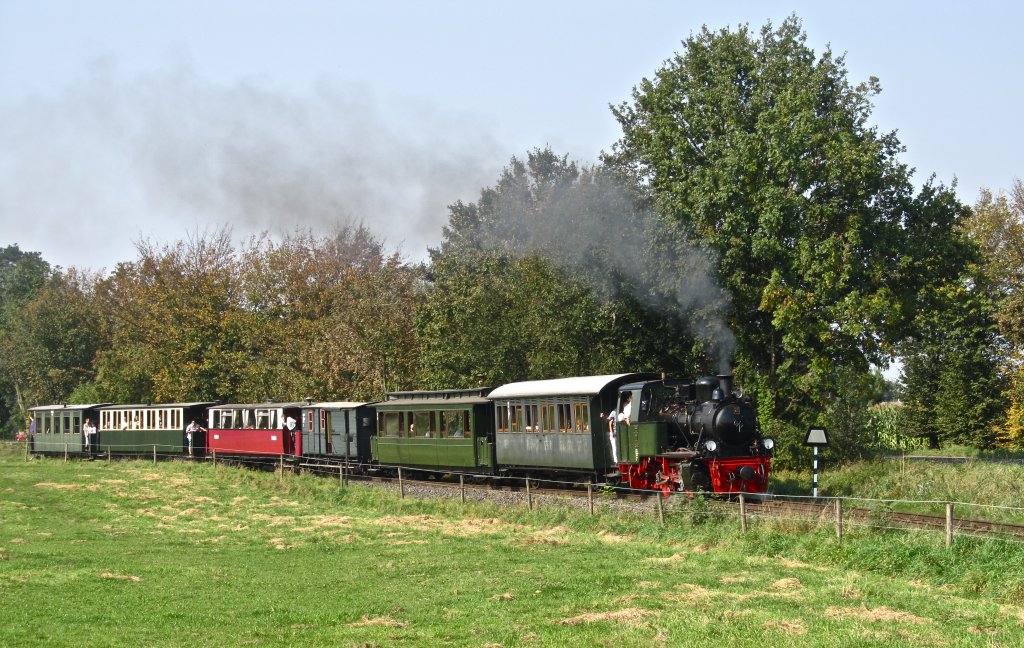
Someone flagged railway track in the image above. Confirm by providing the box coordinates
[298,459,1024,541]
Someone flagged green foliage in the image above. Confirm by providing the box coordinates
[899,279,1003,448]
[90,227,422,404]
[0,245,56,430]
[964,181,1024,448]
[607,16,1002,452]
[608,17,919,430]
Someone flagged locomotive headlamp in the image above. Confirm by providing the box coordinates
[704,440,718,452]
[763,438,775,450]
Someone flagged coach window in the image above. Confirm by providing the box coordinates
[441,410,467,438]
[574,402,590,433]
[523,403,535,432]
[448,411,468,438]
[509,404,522,433]
[540,403,554,433]
[383,412,400,437]
[414,411,433,438]
[559,402,570,432]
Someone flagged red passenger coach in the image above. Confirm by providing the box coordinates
[207,403,304,457]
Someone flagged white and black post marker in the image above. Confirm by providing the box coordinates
[803,427,830,498]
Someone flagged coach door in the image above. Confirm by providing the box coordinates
[322,410,333,455]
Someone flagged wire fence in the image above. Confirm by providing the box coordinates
[7,439,1024,548]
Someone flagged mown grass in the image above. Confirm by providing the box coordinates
[2,444,1024,647]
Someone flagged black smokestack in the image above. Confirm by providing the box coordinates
[717,374,733,397]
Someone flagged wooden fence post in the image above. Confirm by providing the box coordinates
[64,443,68,463]
[526,478,533,511]
[153,445,157,465]
[835,498,843,543]
[212,449,217,469]
[25,438,30,462]
[279,454,284,481]
[946,502,954,550]
[460,474,466,503]
[656,492,665,527]
[339,463,344,488]
[107,448,111,464]
[739,493,747,533]
[398,467,405,499]
[588,483,594,515]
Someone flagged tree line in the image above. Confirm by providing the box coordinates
[2,17,1021,469]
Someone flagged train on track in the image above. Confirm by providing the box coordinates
[27,373,774,494]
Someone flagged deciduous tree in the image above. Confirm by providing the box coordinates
[607,16,992,451]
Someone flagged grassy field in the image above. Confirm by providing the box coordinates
[771,453,1024,524]
[2,445,1024,647]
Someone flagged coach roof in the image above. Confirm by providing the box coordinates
[303,402,371,409]
[488,373,658,400]
[210,402,308,410]
[29,403,110,412]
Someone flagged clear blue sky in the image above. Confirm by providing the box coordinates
[1,0,1021,272]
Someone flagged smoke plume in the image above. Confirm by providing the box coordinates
[467,158,737,370]
[0,60,504,270]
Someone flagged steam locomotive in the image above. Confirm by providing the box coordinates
[610,374,773,493]
[28,373,773,495]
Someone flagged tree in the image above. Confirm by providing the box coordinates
[963,181,1024,447]
[92,231,273,403]
[88,226,421,404]
[0,270,104,406]
[607,16,988,452]
[0,245,52,432]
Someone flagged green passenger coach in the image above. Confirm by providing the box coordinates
[97,402,215,455]
[371,388,495,472]
[29,404,108,455]
[486,373,657,475]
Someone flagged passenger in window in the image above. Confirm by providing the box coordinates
[618,394,632,425]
